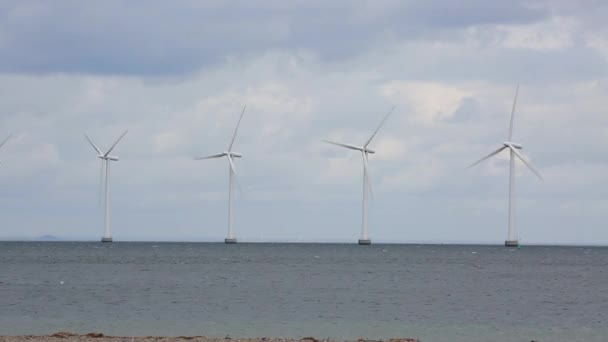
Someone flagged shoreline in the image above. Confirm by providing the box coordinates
[0,334,420,342]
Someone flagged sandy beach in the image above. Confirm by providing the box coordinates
[0,334,420,342]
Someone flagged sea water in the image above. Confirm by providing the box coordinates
[0,242,606,342]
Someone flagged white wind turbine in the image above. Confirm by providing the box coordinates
[195,106,246,244]
[85,130,129,243]
[468,85,542,247]
[323,107,395,245]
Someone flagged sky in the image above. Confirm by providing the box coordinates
[0,0,607,244]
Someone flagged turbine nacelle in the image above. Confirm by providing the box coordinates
[98,155,119,161]
[364,148,375,154]
[503,142,523,149]
[85,130,128,162]
[469,86,541,180]
[225,151,242,158]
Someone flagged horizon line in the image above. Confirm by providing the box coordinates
[1,239,607,247]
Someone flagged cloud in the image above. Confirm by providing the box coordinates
[380,81,473,124]
[497,16,578,50]
[0,0,550,76]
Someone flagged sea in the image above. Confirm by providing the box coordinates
[0,242,607,342]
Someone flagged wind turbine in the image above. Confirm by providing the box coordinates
[323,107,395,245]
[85,130,128,243]
[468,85,542,247]
[195,106,246,244]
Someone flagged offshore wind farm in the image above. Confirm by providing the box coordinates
[0,90,549,246]
[0,88,570,247]
[0,85,575,250]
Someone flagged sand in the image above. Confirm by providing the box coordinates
[0,334,420,342]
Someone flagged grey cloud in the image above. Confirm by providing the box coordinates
[0,0,550,76]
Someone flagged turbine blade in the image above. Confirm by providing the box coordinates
[510,147,543,180]
[194,153,225,160]
[365,106,395,148]
[227,154,237,175]
[84,134,102,155]
[227,154,243,194]
[467,146,507,168]
[363,152,374,200]
[322,139,362,151]
[98,159,105,207]
[104,130,128,157]
[508,84,519,140]
[228,105,246,151]
[0,134,12,150]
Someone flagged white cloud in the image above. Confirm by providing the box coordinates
[380,81,473,124]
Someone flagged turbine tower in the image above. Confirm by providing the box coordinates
[85,130,128,243]
[468,85,542,247]
[195,106,246,244]
[323,107,394,245]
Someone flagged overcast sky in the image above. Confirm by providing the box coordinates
[1,0,607,244]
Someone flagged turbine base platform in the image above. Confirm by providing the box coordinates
[225,238,237,244]
[505,240,519,248]
[358,239,372,245]
[101,237,113,243]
